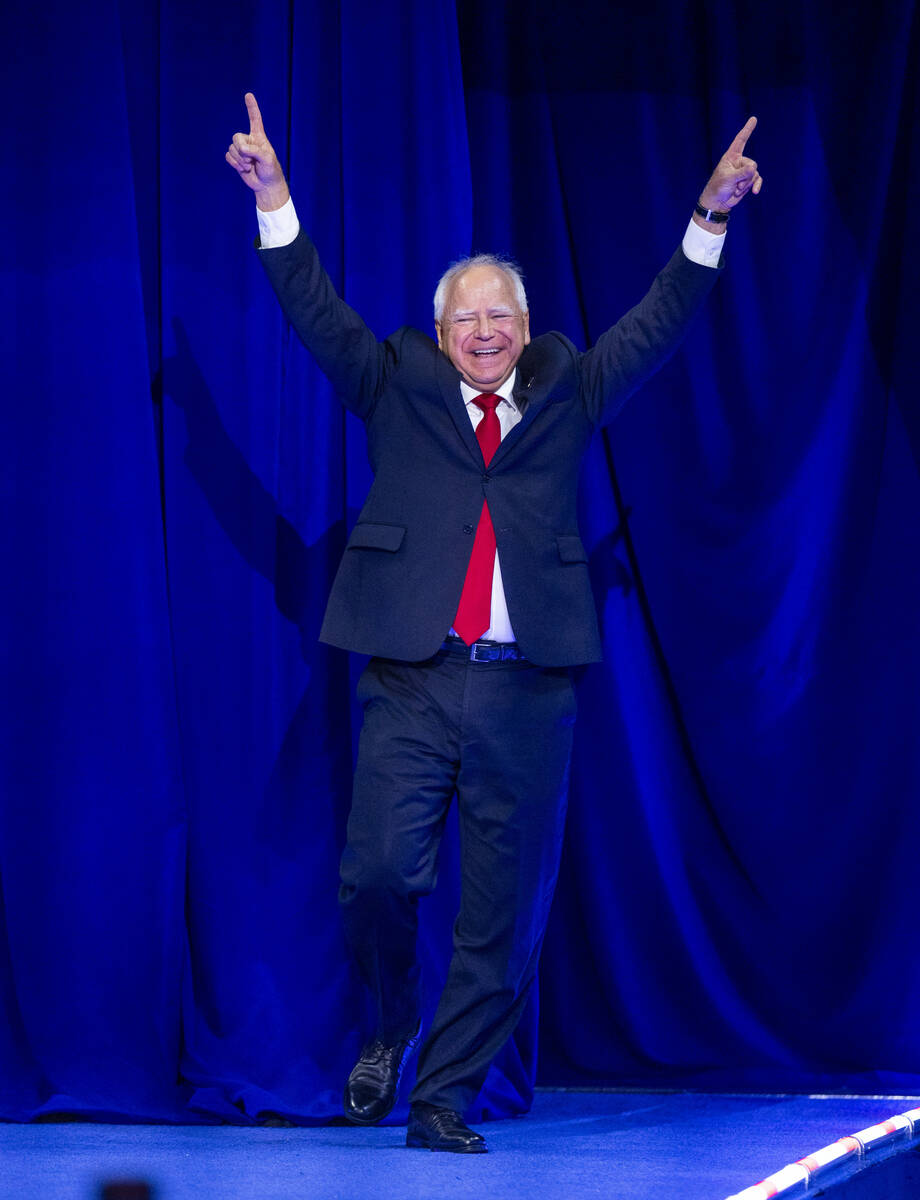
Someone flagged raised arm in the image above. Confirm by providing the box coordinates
[581,118,762,425]
[226,92,291,213]
[226,94,389,420]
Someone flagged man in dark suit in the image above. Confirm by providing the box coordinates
[227,93,761,1153]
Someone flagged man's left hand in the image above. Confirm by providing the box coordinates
[697,116,762,218]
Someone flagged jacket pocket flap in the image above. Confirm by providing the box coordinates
[347,522,406,552]
[556,535,588,563]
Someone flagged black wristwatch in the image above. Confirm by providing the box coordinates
[694,202,730,223]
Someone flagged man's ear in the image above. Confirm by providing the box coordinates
[435,320,444,351]
[523,311,531,345]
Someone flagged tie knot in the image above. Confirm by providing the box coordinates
[474,392,501,413]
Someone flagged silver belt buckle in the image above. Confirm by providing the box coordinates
[470,641,501,663]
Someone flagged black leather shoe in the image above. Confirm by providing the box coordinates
[406,1103,487,1153]
[343,1024,421,1125]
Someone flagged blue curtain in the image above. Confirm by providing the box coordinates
[2,0,918,1123]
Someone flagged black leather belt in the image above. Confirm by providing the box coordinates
[443,636,529,663]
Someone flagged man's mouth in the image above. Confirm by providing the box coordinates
[472,348,501,356]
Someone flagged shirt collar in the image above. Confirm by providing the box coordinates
[460,370,518,412]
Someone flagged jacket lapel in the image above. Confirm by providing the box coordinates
[436,351,483,466]
[488,349,558,470]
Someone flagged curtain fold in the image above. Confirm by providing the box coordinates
[1,0,187,1120]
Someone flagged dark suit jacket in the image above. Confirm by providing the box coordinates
[259,229,721,666]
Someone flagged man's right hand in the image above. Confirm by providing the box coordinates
[226,93,290,212]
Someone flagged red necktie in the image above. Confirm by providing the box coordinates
[453,393,502,645]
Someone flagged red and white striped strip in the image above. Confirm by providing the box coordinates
[726,1162,808,1200]
[724,1105,920,1200]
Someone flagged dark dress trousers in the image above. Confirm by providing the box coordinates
[259,229,721,1112]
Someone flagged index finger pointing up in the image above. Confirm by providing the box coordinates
[727,115,757,159]
[245,92,264,137]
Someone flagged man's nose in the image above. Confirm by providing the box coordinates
[474,315,495,337]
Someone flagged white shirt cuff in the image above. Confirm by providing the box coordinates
[682,218,725,268]
[257,197,300,249]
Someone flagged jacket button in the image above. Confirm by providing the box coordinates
[463,524,474,535]
[481,474,490,485]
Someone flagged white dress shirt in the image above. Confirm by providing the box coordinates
[257,199,724,642]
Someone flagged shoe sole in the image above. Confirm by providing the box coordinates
[406,1134,488,1153]
[343,1111,389,1126]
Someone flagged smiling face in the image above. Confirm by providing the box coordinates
[435,265,530,391]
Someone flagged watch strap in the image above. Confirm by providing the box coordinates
[694,202,730,224]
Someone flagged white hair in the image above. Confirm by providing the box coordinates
[433,253,528,323]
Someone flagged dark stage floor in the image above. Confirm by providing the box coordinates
[3,1091,919,1200]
